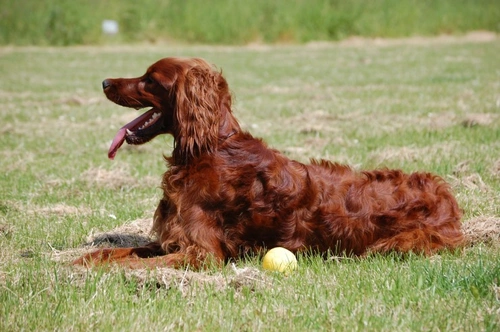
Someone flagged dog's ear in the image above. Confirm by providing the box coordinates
[173,64,228,162]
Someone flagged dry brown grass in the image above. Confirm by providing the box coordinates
[65,262,272,297]
[29,203,93,216]
[81,166,158,190]
[53,217,273,295]
[53,211,500,294]
[369,142,461,166]
[461,113,497,128]
[462,216,500,246]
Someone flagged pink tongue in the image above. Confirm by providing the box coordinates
[108,109,157,160]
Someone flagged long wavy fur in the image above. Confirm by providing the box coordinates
[74,57,464,270]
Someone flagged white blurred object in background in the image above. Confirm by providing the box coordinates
[102,20,119,35]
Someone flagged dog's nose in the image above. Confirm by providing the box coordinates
[102,79,111,90]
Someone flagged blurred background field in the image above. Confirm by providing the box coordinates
[1,0,499,46]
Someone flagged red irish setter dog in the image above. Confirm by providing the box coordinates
[73,57,463,269]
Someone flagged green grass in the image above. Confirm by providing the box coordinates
[0,0,499,45]
[1,38,500,331]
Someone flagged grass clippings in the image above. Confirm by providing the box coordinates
[462,216,500,246]
[51,217,154,264]
[81,166,158,190]
[123,264,270,297]
[55,211,500,297]
[59,218,272,297]
[83,217,153,248]
[29,203,92,217]
[461,113,496,128]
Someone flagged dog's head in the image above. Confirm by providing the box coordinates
[103,57,239,161]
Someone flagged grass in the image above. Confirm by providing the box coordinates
[1,37,500,331]
[0,0,499,45]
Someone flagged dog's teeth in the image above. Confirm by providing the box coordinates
[126,129,133,135]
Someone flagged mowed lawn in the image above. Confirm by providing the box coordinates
[1,35,499,331]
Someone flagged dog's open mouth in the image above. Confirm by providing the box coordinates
[108,108,162,159]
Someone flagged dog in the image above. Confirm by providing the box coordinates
[73,57,463,269]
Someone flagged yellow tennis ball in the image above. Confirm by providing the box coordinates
[262,247,297,273]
